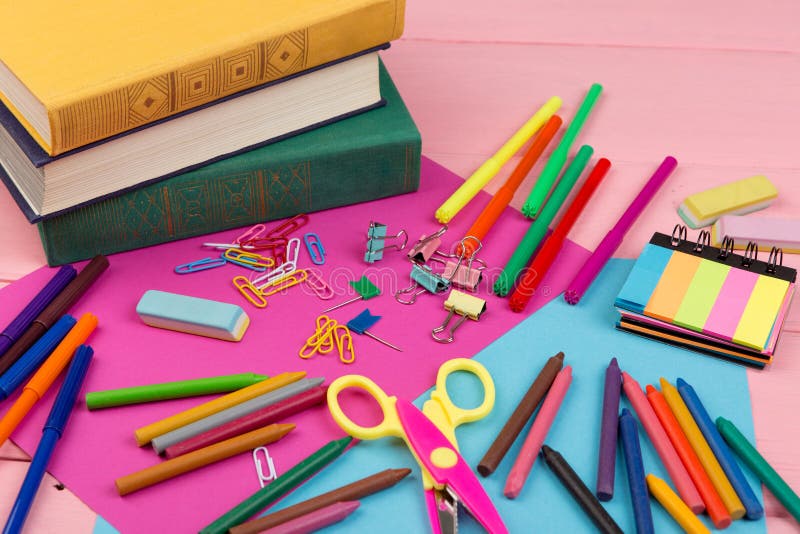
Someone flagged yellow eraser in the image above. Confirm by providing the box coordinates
[678,175,777,229]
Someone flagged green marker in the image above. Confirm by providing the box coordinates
[494,145,594,296]
[85,373,269,410]
[716,416,800,522]
[522,83,602,218]
[200,436,353,534]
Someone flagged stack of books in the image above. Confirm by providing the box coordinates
[0,0,420,265]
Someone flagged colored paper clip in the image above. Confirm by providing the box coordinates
[407,225,448,264]
[432,289,487,343]
[202,242,241,250]
[305,269,335,300]
[233,276,268,309]
[299,315,338,359]
[235,224,267,245]
[238,236,289,264]
[395,264,451,305]
[252,446,277,488]
[365,221,408,263]
[286,237,301,267]
[304,233,326,265]
[259,269,308,297]
[441,236,487,291]
[222,249,275,272]
[264,214,309,239]
[174,257,227,274]
[334,324,356,364]
[252,261,298,289]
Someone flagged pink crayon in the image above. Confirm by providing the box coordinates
[621,372,704,514]
[265,501,360,534]
[504,366,572,499]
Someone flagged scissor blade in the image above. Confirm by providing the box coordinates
[396,400,508,534]
[435,488,458,534]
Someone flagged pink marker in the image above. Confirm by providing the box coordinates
[622,372,705,513]
[265,501,360,534]
[564,156,677,304]
[504,366,572,499]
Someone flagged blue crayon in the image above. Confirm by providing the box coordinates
[677,378,763,520]
[3,345,93,534]
[619,409,654,534]
[0,315,76,400]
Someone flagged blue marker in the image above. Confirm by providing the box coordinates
[3,345,93,534]
[677,378,764,520]
[618,409,654,534]
[0,314,76,400]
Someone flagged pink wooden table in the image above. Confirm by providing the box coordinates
[1,1,799,531]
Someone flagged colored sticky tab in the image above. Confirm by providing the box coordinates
[346,309,381,334]
[733,275,790,350]
[644,252,702,323]
[673,260,730,332]
[615,244,674,314]
[349,276,380,300]
[702,269,759,341]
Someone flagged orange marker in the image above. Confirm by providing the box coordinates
[646,384,731,529]
[460,114,562,256]
[0,312,97,447]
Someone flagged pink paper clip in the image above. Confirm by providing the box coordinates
[234,224,266,244]
[264,214,309,239]
[305,269,335,300]
[233,276,268,309]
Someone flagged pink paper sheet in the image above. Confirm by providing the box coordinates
[0,157,590,533]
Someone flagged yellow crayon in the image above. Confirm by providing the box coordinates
[660,378,745,519]
[134,371,305,446]
[434,96,562,223]
[647,474,710,534]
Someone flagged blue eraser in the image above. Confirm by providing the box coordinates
[136,290,250,342]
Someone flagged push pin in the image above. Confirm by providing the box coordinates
[346,309,402,352]
[407,226,448,264]
[432,289,487,344]
[365,221,408,263]
[322,275,381,313]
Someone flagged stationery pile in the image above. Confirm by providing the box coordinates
[0,0,420,266]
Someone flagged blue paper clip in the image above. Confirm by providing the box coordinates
[303,233,326,265]
[174,257,227,274]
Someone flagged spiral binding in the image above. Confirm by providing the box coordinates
[742,241,758,268]
[718,236,735,260]
[692,230,711,253]
[671,224,688,246]
[767,246,783,274]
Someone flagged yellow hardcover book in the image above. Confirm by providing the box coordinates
[0,0,405,155]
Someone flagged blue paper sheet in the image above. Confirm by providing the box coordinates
[261,259,765,533]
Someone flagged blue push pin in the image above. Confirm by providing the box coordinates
[346,309,402,352]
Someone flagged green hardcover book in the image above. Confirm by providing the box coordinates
[36,60,420,265]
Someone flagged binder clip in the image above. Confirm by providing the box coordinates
[299,315,355,364]
[233,276,268,309]
[432,290,487,344]
[253,446,277,488]
[305,269,335,300]
[346,309,402,352]
[174,257,227,274]
[365,221,408,263]
[222,249,274,272]
[395,264,451,305]
[441,236,487,292]
[303,233,326,265]
[407,226,448,264]
[322,275,381,313]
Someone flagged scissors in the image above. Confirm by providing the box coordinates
[327,358,507,534]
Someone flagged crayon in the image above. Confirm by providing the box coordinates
[619,409,654,534]
[647,474,710,534]
[596,357,622,501]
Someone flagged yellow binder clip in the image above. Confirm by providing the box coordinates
[233,276,267,309]
[432,289,486,344]
[260,269,308,297]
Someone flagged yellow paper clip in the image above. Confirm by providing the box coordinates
[233,276,267,309]
[305,269,335,300]
[223,248,275,271]
[299,315,338,359]
[260,269,308,297]
[432,289,486,343]
[334,324,355,364]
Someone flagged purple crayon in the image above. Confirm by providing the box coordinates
[596,357,622,501]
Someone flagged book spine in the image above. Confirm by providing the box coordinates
[46,0,405,155]
[37,141,420,266]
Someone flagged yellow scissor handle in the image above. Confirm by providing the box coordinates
[327,375,405,441]
[428,358,495,432]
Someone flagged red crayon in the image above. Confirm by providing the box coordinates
[509,158,611,312]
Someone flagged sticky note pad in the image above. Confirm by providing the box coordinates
[644,252,702,323]
[615,244,674,314]
[702,268,760,342]
[136,290,250,342]
[733,276,790,350]
[673,260,730,332]
[678,175,777,229]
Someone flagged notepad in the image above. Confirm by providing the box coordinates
[614,227,796,368]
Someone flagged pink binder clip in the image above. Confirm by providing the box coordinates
[442,236,486,291]
[407,226,448,264]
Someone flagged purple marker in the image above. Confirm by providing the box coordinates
[596,357,622,501]
[565,156,677,305]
